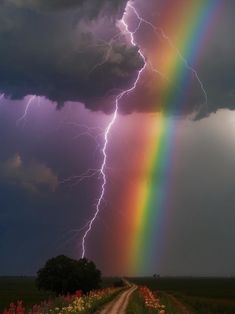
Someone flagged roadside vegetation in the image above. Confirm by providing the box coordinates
[126,286,166,314]
[126,290,148,314]
[3,274,235,314]
[156,292,183,314]
[2,287,123,314]
[0,255,124,313]
[131,277,235,314]
[0,278,122,314]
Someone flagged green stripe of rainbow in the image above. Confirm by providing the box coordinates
[126,0,223,274]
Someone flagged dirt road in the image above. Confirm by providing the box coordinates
[99,284,137,314]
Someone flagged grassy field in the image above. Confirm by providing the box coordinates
[0,277,54,312]
[126,290,148,314]
[131,277,235,314]
[0,277,119,313]
[2,277,235,314]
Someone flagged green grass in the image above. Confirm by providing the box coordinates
[178,294,235,314]
[0,277,54,312]
[87,288,125,314]
[125,286,183,314]
[125,290,149,314]
[156,292,183,314]
[130,277,235,314]
[131,277,235,299]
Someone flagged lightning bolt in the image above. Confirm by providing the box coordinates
[88,35,121,75]
[59,122,106,188]
[81,1,147,258]
[88,26,141,76]
[17,95,36,125]
[60,168,101,187]
[80,0,208,258]
[128,3,208,106]
[68,123,104,147]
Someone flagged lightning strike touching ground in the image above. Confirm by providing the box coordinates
[80,1,147,258]
[128,3,208,106]
[17,95,36,126]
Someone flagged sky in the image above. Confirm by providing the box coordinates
[0,0,235,276]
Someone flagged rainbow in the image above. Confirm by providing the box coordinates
[123,0,223,275]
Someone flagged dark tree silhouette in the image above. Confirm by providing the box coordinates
[36,255,101,295]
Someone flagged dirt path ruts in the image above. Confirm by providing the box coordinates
[99,285,137,314]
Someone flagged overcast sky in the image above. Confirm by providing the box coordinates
[0,0,235,276]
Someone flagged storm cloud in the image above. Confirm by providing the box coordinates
[117,0,235,117]
[7,0,128,17]
[0,0,143,112]
[0,0,234,116]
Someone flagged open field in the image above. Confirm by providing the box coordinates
[2,277,235,313]
[0,277,119,313]
[0,277,53,312]
[131,277,235,314]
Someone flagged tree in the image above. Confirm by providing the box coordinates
[36,255,101,295]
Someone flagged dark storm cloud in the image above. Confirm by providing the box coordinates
[0,0,143,112]
[0,0,234,116]
[117,0,235,117]
[8,0,128,19]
